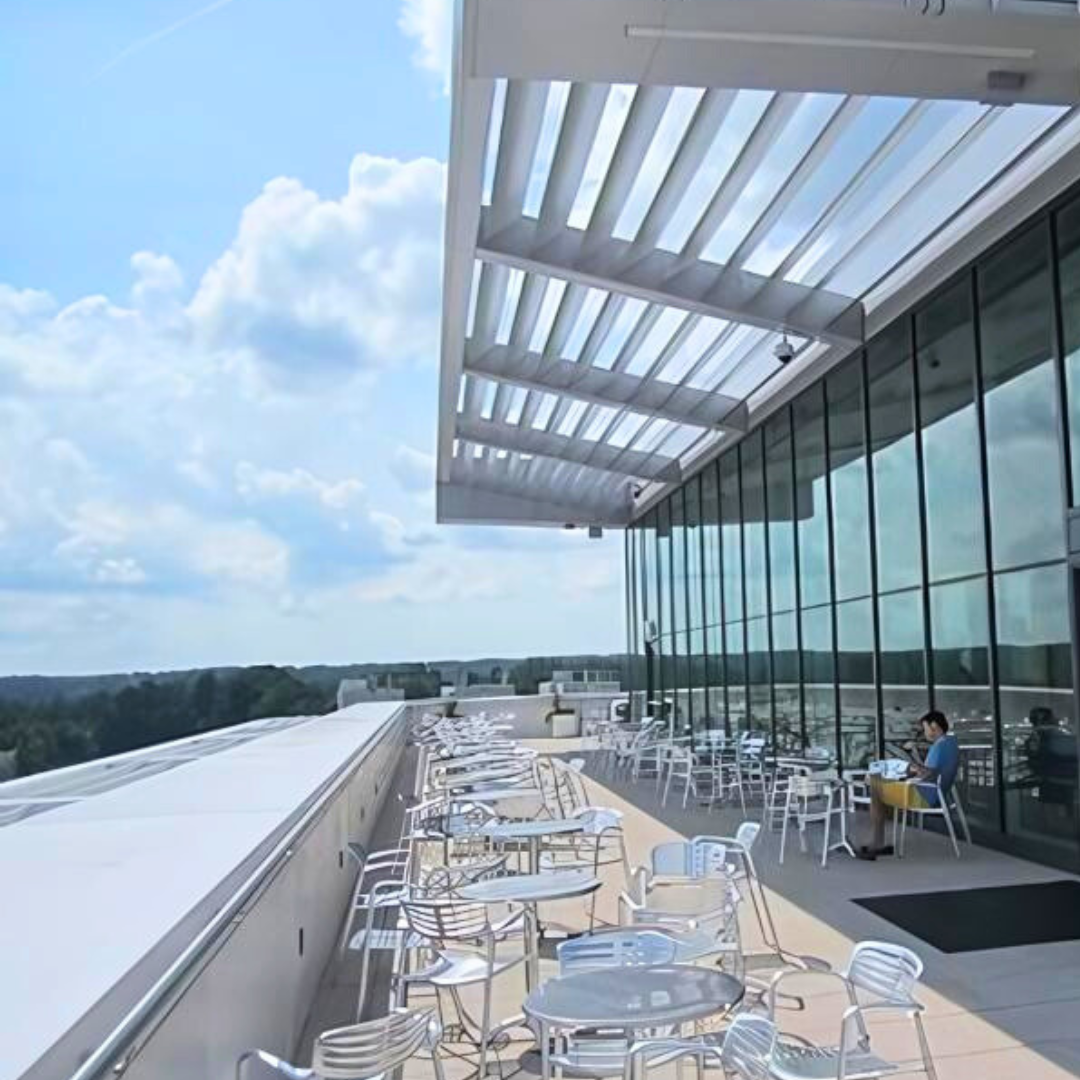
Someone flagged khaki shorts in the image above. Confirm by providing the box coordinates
[873,777,930,811]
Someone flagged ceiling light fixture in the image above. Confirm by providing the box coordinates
[624,25,1036,61]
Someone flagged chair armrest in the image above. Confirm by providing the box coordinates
[625,1037,724,1071]
[489,906,528,938]
[236,1049,314,1080]
[365,877,411,907]
[842,1000,925,1023]
[767,967,853,1017]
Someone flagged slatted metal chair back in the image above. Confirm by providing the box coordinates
[720,1014,777,1080]
[690,837,729,877]
[735,821,760,851]
[575,806,622,835]
[402,897,492,942]
[846,941,924,1004]
[312,1008,437,1080]
[558,929,678,975]
[650,839,727,878]
[419,854,509,896]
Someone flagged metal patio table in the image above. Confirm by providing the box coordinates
[523,964,744,1080]
[459,868,601,988]
[478,817,585,873]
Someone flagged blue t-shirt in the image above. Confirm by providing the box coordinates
[917,734,960,805]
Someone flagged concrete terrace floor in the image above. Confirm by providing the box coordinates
[302,739,1080,1080]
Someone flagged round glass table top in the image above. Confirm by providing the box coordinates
[480,819,585,839]
[458,869,600,903]
[523,964,743,1028]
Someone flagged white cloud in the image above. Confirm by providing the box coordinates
[236,462,366,511]
[189,154,445,383]
[94,557,149,586]
[0,149,626,674]
[390,444,435,492]
[398,0,453,93]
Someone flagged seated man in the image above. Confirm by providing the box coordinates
[857,710,960,860]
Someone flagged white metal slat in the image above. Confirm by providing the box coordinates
[565,302,663,443]
[583,313,706,486]
[681,93,803,262]
[466,262,511,420]
[725,95,868,270]
[805,107,1003,289]
[518,283,589,428]
[544,294,628,434]
[631,89,739,252]
[537,83,612,237]
[488,81,553,233]
[771,100,931,281]
[494,272,548,421]
[587,86,675,242]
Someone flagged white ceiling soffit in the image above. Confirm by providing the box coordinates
[473,0,1080,107]
[437,0,1080,529]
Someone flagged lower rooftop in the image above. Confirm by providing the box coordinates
[5,701,1080,1080]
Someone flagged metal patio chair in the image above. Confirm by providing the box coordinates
[542,931,681,1078]
[767,940,937,1080]
[620,1012,776,1080]
[892,776,972,858]
[397,897,528,1080]
[540,805,632,927]
[778,770,849,867]
[236,1006,445,1080]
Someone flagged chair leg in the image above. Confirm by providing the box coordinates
[941,803,961,858]
[478,962,494,1079]
[821,793,832,868]
[914,1011,939,1080]
[953,795,973,844]
[779,798,790,865]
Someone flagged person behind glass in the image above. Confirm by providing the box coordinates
[856,710,960,860]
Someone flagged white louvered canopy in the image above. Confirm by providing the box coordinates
[437,0,1080,528]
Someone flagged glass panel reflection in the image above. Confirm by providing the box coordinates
[979,224,1065,569]
[801,605,836,758]
[868,323,922,592]
[828,358,873,600]
[726,621,746,733]
[686,478,704,631]
[916,279,986,581]
[794,384,831,608]
[705,623,725,728]
[766,412,797,614]
[997,564,1077,849]
[1056,196,1080,507]
[742,431,769,618]
[930,576,997,830]
[747,616,771,738]
[702,464,722,626]
[772,610,801,750]
[878,588,927,753]
[720,453,743,623]
[671,490,687,634]
[837,597,876,768]
[657,501,672,634]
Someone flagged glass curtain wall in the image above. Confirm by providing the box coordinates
[626,185,1080,868]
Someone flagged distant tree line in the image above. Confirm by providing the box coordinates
[0,666,334,779]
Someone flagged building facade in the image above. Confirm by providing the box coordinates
[626,184,1080,871]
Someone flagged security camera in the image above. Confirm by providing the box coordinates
[773,334,796,365]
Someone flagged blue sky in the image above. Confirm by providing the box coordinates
[0,0,622,675]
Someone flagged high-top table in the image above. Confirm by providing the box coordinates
[460,868,601,988]
[524,964,744,1080]
[478,817,586,873]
